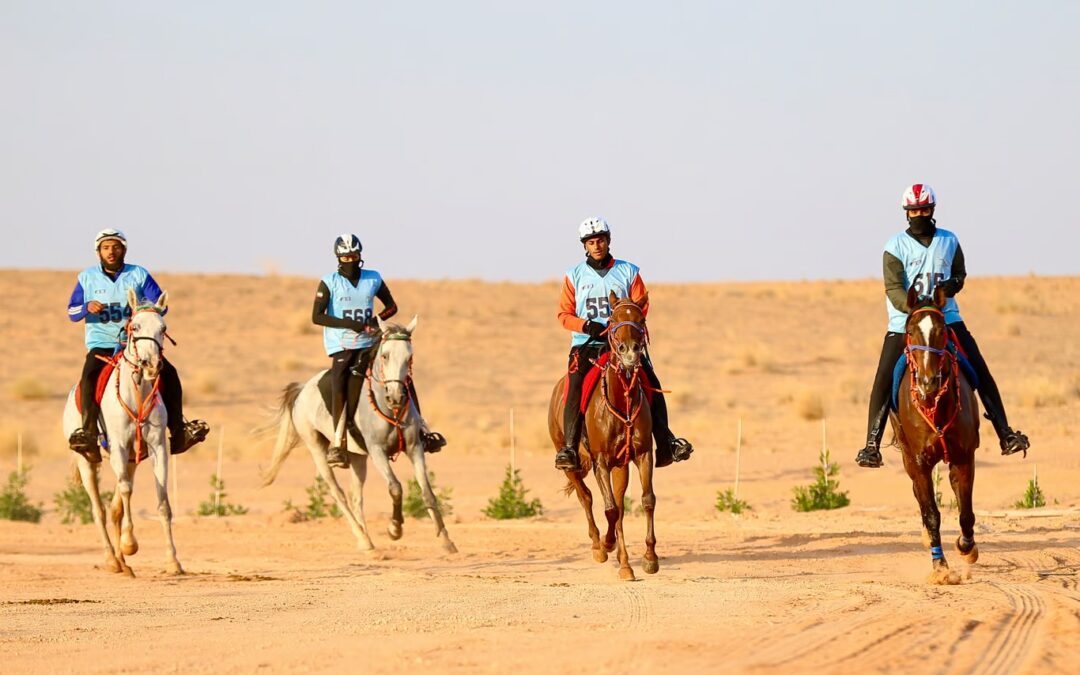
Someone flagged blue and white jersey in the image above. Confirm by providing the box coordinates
[884,228,963,332]
[566,259,641,347]
[67,264,163,350]
[321,269,383,355]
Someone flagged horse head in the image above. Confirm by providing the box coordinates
[606,290,648,372]
[375,314,417,410]
[125,288,168,381]
[904,284,949,404]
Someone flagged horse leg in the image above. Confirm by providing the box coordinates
[150,440,183,575]
[635,450,658,574]
[592,461,618,553]
[567,470,605,562]
[408,447,457,554]
[308,439,370,550]
[907,460,953,584]
[108,448,137,576]
[367,444,405,540]
[346,454,375,551]
[950,462,978,564]
[78,457,122,573]
[611,463,634,581]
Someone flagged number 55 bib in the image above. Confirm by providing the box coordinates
[884,228,963,333]
[566,258,640,347]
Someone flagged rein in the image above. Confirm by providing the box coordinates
[115,307,166,465]
[365,332,413,459]
[600,304,648,465]
[905,307,962,464]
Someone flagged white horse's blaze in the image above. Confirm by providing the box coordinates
[916,313,935,344]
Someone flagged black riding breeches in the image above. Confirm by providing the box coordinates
[329,346,377,434]
[866,332,906,439]
[158,357,183,438]
[949,321,1010,430]
[79,348,114,431]
[641,356,673,444]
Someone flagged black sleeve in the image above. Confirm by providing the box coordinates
[883,251,908,313]
[947,245,967,296]
[311,281,365,331]
[375,281,398,321]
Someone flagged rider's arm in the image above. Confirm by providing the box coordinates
[558,276,588,333]
[142,272,168,315]
[67,280,89,322]
[883,251,908,312]
[375,281,398,322]
[940,245,967,297]
[311,281,367,332]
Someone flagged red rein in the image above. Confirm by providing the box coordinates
[905,308,962,465]
[365,356,414,460]
[116,309,166,465]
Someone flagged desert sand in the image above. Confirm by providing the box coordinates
[1,270,1078,674]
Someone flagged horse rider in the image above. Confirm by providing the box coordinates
[554,217,694,471]
[312,234,446,468]
[855,184,1030,468]
[66,229,210,463]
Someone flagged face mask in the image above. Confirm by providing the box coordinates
[907,215,936,236]
[338,260,361,277]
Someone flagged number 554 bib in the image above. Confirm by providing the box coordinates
[566,258,640,347]
[78,264,152,349]
[884,228,963,332]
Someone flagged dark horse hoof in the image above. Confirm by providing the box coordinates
[855,446,883,468]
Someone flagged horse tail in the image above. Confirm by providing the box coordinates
[260,382,303,487]
[561,456,592,497]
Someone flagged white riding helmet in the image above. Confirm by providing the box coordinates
[901,184,937,211]
[578,217,611,242]
[94,228,127,251]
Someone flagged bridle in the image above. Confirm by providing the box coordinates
[905,306,962,463]
[365,330,414,458]
[600,300,648,464]
[115,306,168,465]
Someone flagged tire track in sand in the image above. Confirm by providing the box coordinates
[979,582,1046,675]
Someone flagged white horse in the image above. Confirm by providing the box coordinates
[261,316,457,554]
[62,288,182,577]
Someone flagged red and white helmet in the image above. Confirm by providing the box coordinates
[901,184,937,211]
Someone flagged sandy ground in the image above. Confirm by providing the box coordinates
[1,270,1079,673]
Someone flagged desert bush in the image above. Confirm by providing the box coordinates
[0,470,43,522]
[402,471,454,519]
[483,465,542,519]
[715,488,751,515]
[284,475,341,521]
[1013,469,1046,509]
[10,378,50,401]
[792,449,849,512]
[54,477,113,525]
[197,474,249,516]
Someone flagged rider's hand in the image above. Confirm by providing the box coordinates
[348,320,369,334]
[939,278,962,297]
[584,321,606,339]
[87,301,105,314]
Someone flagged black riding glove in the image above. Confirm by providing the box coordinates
[584,321,606,340]
[939,277,963,297]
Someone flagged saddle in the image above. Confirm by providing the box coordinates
[316,369,368,451]
[891,331,979,410]
[563,352,654,413]
[75,354,121,414]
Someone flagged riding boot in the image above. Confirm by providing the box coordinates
[407,379,447,453]
[158,361,209,455]
[855,402,889,468]
[556,409,585,471]
[69,403,102,464]
[649,391,693,468]
[979,397,1030,457]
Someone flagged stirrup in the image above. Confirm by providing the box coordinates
[670,437,693,462]
[421,430,447,453]
[170,420,210,455]
[69,429,102,464]
[325,444,350,468]
[1000,429,1030,457]
[855,444,883,468]
[555,446,580,471]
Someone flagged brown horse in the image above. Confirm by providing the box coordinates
[548,291,656,581]
[891,285,981,584]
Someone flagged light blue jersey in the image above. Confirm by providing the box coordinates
[68,264,160,349]
[566,259,641,347]
[884,228,963,332]
[321,270,383,355]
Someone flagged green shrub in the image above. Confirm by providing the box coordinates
[1013,474,1046,509]
[53,477,112,525]
[284,475,342,521]
[792,449,850,512]
[403,471,453,519]
[0,470,43,523]
[716,488,751,515]
[483,465,543,520]
[197,474,249,516]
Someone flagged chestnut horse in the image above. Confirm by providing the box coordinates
[548,291,656,581]
[891,285,980,584]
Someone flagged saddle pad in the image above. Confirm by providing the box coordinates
[892,345,979,410]
[564,352,654,413]
[75,355,120,414]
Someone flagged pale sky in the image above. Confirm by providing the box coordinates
[2,1,1077,282]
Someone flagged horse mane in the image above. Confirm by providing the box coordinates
[381,324,411,338]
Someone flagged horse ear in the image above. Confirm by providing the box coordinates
[639,292,649,309]
[155,291,169,313]
[933,284,946,309]
[376,315,387,333]
[608,290,619,307]
[905,285,919,313]
[127,288,138,311]
[405,315,419,334]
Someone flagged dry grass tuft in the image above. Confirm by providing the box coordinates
[1004,320,1022,337]
[1017,377,1067,408]
[10,377,50,401]
[793,389,826,421]
[0,424,40,458]
[739,346,781,373]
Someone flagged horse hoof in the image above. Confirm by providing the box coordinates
[643,558,659,575]
[927,567,961,586]
[121,537,139,556]
[122,565,136,578]
[593,549,608,563]
[106,558,123,574]
[619,567,636,581]
[956,539,979,564]
[357,539,376,552]
[167,562,185,576]
[441,540,459,555]
[387,523,403,541]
